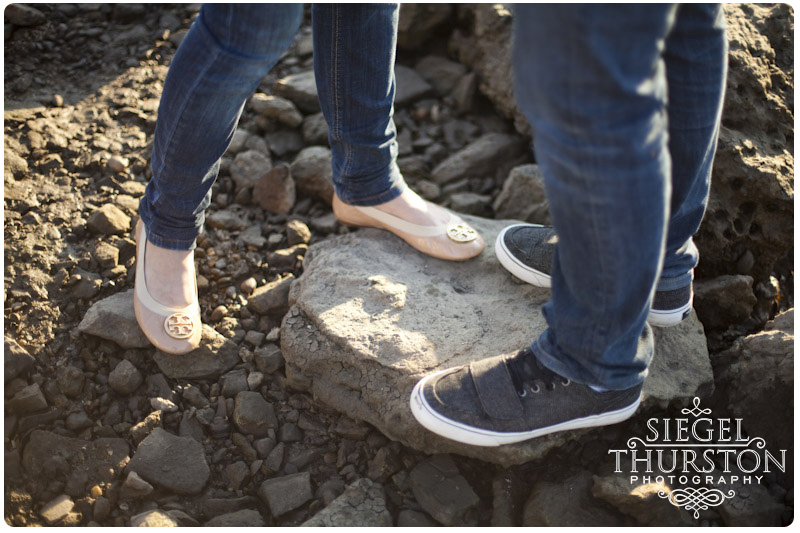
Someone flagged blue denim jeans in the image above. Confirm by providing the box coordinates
[139,4,405,250]
[513,4,727,389]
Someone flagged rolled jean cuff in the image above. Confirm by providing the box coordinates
[530,330,648,391]
[656,270,694,292]
[333,161,407,206]
[138,198,199,251]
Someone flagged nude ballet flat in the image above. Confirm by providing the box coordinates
[133,220,202,354]
[332,193,486,261]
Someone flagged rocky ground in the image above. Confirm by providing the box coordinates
[4,3,794,527]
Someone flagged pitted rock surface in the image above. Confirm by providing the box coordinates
[281,216,713,466]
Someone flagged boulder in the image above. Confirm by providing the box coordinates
[493,164,550,224]
[693,274,757,329]
[397,3,454,50]
[4,336,34,383]
[252,163,296,214]
[249,93,303,128]
[431,133,526,185]
[291,146,334,204]
[77,289,150,349]
[281,216,713,466]
[302,478,392,527]
[274,70,320,113]
[230,150,272,192]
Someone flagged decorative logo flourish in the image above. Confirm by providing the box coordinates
[682,396,712,418]
[446,223,478,243]
[658,487,736,519]
[164,313,194,339]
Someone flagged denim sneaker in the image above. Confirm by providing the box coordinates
[409,347,642,447]
[495,224,693,327]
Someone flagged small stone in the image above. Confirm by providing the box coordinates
[93,496,110,521]
[254,437,276,458]
[126,428,210,495]
[230,150,272,192]
[302,478,392,527]
[252,163,296,214]
[254,344,284,374]
[206,209,247,231]
[247,371,264,391]
[448,192,492,216]
[286,220,311,245]
[65,410,93,431]
[258,471,313,517]
[431,133,526,185]
[78,290,150,348]
[227,129,250,155]
[9,383,48,414]
[240,277,257,294]
[291,146,334,203]
[248,275,294,316]
[210,305,228,322]
[694,275,758,330]
[450,72,478,113]
[395,65,433,106]
[244,330,265,347]
[5,337,35,384]
[265,130,304,158]
[130,411,162,444]
[124,470,155,495]
[224,461,250,491]
[493,164,550,224]
[265,442,285,473]
[182,385,210,408]
[250,93,303,128]
[397,509,436,527]
[39,494,74,525]
[152,325,241,380]
[301,112,329,145]
[5,4,46,26]
[87,204,131,235]
[266,328,280,342]
[92,241,120,269]
[221,369,249,397]
[206,509,265,527]
[107,156,129,173]
[130,510,179,527]
[409,454,480,526]
[268,245,307,270]
[150,397,179,413]
[278,422,303,443]
[233,391,277,437]
[108,359,143,395]
[274,70,320,113]
[415,55,468,95]
[367,446,401,483]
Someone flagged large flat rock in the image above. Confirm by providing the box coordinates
[282,216,713,466]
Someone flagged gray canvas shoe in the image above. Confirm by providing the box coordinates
[409,348,642,447]
[494,223,693,327]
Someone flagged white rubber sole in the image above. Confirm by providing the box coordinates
[409,369,641,447]
[495,225,552,288]
[495,224,692,328]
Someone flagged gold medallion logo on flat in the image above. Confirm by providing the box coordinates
[165,313,194,339]
[446,223,478,243]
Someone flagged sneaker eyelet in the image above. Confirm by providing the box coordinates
[562,378,571,386]
[518,389,527,398]
[529,384,540,394]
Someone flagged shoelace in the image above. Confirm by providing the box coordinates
[505,347,571,397]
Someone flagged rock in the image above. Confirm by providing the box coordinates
[221,369,249,397]
[265,442,285,473]
[397,509,436,527]
[182,385,210,408]
[409,455,479,526]
[224,461,249,491]
[92,241,119,269]
[248,274,294,316]
[694,275,757,329]
[5,4,46,26]
[130,411,162,445]
[281,216,713,465]
[150,397,178,412]
[250,93,303,128]
[123,470,155,497]
[264,130,304,157]
[93,497,111,522]
[39,494,74,525]
[367,446,401,483]
[233,391,278,437]
[179,410,204,443]
[87,204,131,235]
[713,309,793,461]
[278,422,303,443]
[227,129,250,155]
[523,471,626,526]
[451,72,478,113]
[448,192,492,216]
[695,4,793,285]
[258,471,313,517]
[206,509,265,527]
[286,220,312,245]
[493,164,550,224]
[449,5,529,135]
[244,331,265,348]
[125,428,210,495]
[268,245,307,271]
[254,344,284,374]
[230,150,272,192]
[717,468,785,526]
[397,3,454,50]
[591,475,692,526]
[108,359,143,395]
[291,146,334,204]
[9,383,47,414]
[301,112,329,145]
[252,163,296,214]
[206,209,247,230]
[415,55,468,95]
[22,430,129,487]
[431,133,526,185]
[4,336,34,383]
[240,225,267,248]
[130,510,179,527]
[78,289,150,349]
[107,156,128,173]
[274,70,320,113]
[302,478,392,527]
[394,65,433,106]
[153,325,241,379]
[65,410,93,431]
